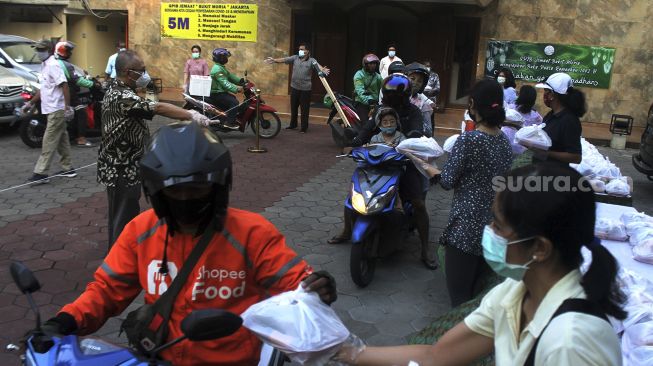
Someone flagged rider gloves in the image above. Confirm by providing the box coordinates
[42,312,78,336]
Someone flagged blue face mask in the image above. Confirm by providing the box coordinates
[298,50,306,58]
[388,50,396,58]
[380,126,396,134]
[481,225,535,281]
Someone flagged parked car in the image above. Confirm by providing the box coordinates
[632,102,653,180]
[0,34,41,84]
[0,66,31,129]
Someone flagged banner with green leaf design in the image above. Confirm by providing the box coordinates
[484,40,616,89]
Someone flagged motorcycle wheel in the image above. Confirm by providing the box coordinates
[19,118,46,148]
[250,111,281,139]
[350,229,378,287]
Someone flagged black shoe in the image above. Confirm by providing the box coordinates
[285,126,297,130]
[27,173,49,184]
[54,168,77,178]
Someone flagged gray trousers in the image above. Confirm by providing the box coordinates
[107,178,141,250]
[34,110,72,174]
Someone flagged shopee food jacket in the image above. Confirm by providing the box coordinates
[61,207,312,365]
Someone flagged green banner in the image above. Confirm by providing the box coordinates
[484,40,616,89]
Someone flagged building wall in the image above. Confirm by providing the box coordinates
[82,0,293,96]
[0,5,67,41]
[66,14,126,77]
[476,0,653,126]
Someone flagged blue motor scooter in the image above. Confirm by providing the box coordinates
[345,144,413,287]
[7,262,286,366]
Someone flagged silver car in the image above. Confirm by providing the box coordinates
[0,66,30,127]
[0,34,40,84]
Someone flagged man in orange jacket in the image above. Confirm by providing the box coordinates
[41,122,338,365]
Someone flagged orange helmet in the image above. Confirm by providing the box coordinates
[54,41,75,59]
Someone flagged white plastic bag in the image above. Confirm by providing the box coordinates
[514,123,552,150]
[595,218,628,241]
[397,137,444,178]
[621,212,653,226]
[589,179,606,193]
[241,286,349,365]
[443,134,459,153]
[605,177,630,196]
[622,321,653,366]
[633,239,653,265]
[396,137,444,160]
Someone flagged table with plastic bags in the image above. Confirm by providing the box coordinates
[589,203,653,365]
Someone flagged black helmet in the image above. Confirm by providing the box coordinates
[140,122,232,234]
[405,62,430,94]
[388,60,405,75]
[381,74,411,107]
[212,47,231,64]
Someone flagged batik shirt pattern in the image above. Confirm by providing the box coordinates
[97,80,155,187]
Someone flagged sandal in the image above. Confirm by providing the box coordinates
[327,235,349,244]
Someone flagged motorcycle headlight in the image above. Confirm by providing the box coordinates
[366,185,397,214]
[351,189,367,214]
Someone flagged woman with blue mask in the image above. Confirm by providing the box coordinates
[334,163,626,366]
[183,45,209,95]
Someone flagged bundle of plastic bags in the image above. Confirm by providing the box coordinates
[571,138,623,179]
[514,123,552,150]
[241,286,349,365]
[396,137,444,178]
[595,218,628,241]
[632,239,653,264]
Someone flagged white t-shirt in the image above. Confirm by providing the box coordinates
[465,270,621,366]
[379,55,402,79]
[38,56,67,114]
[105,53,118,78]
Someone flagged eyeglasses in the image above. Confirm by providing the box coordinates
[128,68,147,76]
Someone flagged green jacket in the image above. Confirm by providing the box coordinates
[353,69,382,105]
[210,63,241,94]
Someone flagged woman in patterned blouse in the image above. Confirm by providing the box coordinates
[438,79,514,306]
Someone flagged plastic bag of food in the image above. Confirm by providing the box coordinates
[242,286,349,365]
[621,212,653,226]
[594,218,628,241]
[622,321,653,366]
[396,137,445,160]
[514,123,552,150]
[633,239,653,265]
[443,134,459,153]
[605,177,630,196]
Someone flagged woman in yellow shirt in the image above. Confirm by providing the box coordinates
[337,163,627,366]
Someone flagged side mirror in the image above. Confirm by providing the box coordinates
[10,262,41,294]
[181,309,242,341]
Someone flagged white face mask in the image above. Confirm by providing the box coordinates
[497,76,506,84]
[388,50,396,58]
[298,50,306,58]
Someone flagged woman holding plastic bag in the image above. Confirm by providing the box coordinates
[435,79,513,307]
[529,73,585,164]
[335,163,627,366]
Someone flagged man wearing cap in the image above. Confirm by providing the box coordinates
[24,39,76,184]
[532,72,585,164]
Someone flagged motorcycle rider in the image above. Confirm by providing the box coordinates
[53,41,97,147]
[37,122,338,366]
[333,74,438,269]
[353,53,382,121]
[405,62,435,137]
[209,47,243,129]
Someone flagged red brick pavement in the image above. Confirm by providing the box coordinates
[0,124,341,363]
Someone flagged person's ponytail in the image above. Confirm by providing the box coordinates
[582,239,627,320]
[558,87,587,118]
